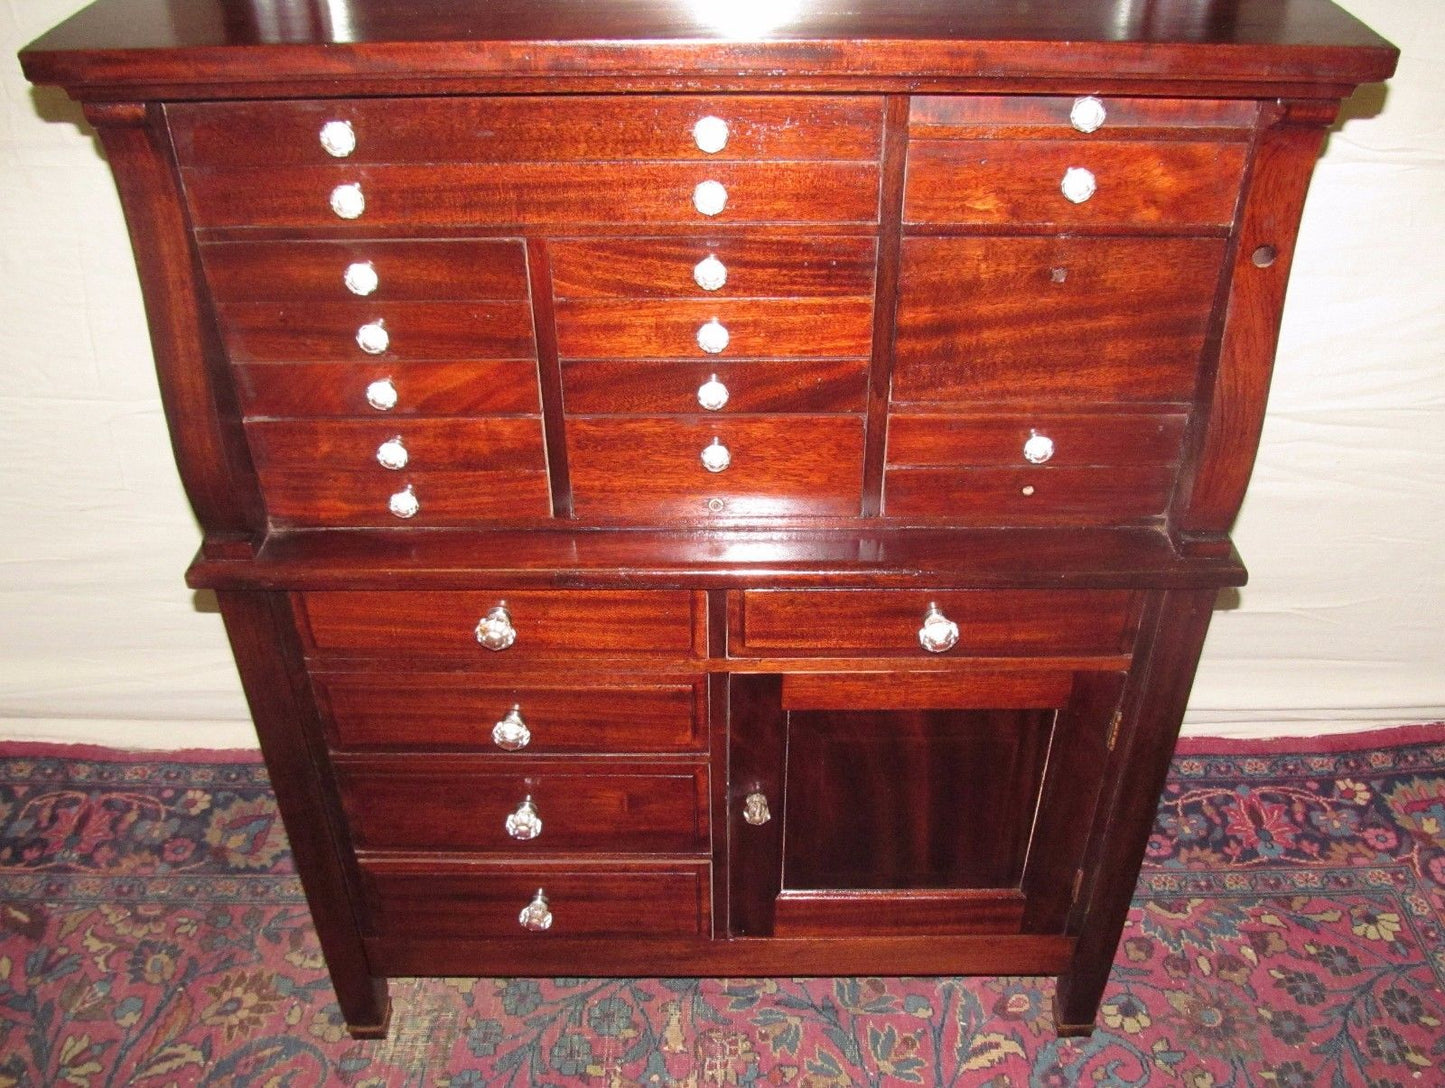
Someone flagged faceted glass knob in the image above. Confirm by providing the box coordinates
[693,115,730,154]
[700,438,731,473]
[475,604,517,651]
[1060,167,1097,204]
[505,796,543,841]
[1022,431,1055,465]
[375,436,408,470]
[697,375,730,412]
[1069,96,1107,134]
[743,791,771,826]
[344,260,379,296]
[329,183,365,220]
[693,254,728,291]
[365,378,398,412]
[696,318,730,354]
[519,888,553,932]
[388,484,419,520]
[693,179,728,217]
[356,321,389,355]
[918,602,960,654]
[319,119,357,158]
[492,705,531,751]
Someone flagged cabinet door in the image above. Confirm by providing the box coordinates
[728,669,1123,937]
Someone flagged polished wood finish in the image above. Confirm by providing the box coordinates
[24,0,1393,1041]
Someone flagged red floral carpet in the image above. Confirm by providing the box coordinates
[1,726,1443,1086]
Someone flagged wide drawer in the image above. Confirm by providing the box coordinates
[335,759,709,853]
[168,96,884,167]
[904,139,1246,227]
[256,468,552,527]
[893,236,1226,405]
[296,589,705,657]
[199,239,529,303]
[554,297,873,359]
[359,860,712,939]
[886,413,1188,467]
[182,162,882,229]
[216,301,537,363]
[731,589,1136,657]
[910,95,1257,134]
[563,359,869,415]
[235,361,541,418]
[567,417,865,519]
[314,673,706,753]
[549,236,877,299]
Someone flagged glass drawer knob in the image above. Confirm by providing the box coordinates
[387,484,418,520]
[505,796,543,841]
[1023,431,1055,464]
[693,254,728,291]
[365,378,398,412]
[743,791,771,826]
[697,318,730,354]
[329,182,365,220]
[356,321,389,355]
[918,602,960,654]
[697,374,729,412]
[693,115,730,154]
[492,705,531,751]
[1070,96,1107,134]
[319,119,356,158]
[519,888,553,932]
[475,604,517,651]
[344,260,379,296]
[1061,167,1097,204]
[700,438,731,473]
[693,179,728,217]
[375,436,408,470]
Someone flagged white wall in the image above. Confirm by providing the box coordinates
[2,0,1440,749]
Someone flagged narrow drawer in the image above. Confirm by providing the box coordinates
[315,673,707,753]
[235,361,541,418]
[563,359,869,415]
[168,96,884,167]
[910,95,1257,134]
[255,468,552,527]
[297,590,705,657]
[359,860,711,939]
[550,236,877,299]
[182,162,881,229]
[904,139,1246,227]
[732,589,1136,657]
[199,239,529,304]
[246,418,546,472]
[554,298,873,360]
[216,301,536,363]
[893,236,1226,405]
[883,465,1177,523]
[335,760,709,853]
[886,414,1188,467]
[567,417,865,519]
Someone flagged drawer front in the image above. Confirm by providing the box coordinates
[169,96,884,167]
[360,861,711,939]
[910,95,1257,134]
[567,417,865,519]
[235,361,541,418]
[315,674,706,753]
[199,239,529,303]
[887,414,1188,467]
[247,418,546,472]
[336,761,709,853]
[893,236,1226,405]
[732,589,1136,656]
[255,468,552,527]
[554,298,873,360]
[883,465,1177,522]
[182,162,882,229]
[298,590,704,657]
[905,139,1246,228]
[550,236,878,299]
[563,359,869,415]
[216,301,536,363]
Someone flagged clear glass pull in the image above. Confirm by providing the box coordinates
[319,120,356,157]
[1069,96,1107,133]
[1022,431,1055,464]
[519,888,553,932]
[505,796,543,841]
[344,260,379,296]
[693,254,728,291]
[693,179,728,217]
[356,321,389,355]
[693,115,729,153]
[329,183,365,220]
[918,602,960,653]
[743,791,771,826]
[1060,167,1097,204]
[475,604,517,651]
[365,378,398,412]
[697,375,729,411]
[375,436,407,470]
[387,484,418,520]
[700,438,731,473]
[696,318,730,354]
[492,705,531,751]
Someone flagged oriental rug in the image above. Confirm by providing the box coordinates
[0,724,1442,1086]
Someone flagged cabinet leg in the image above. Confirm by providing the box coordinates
[340,977,392,1039]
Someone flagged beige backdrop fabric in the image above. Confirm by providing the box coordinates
[1,0,1441,747]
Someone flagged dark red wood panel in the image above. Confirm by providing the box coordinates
[562,359,869,415]
[256,468,552,528]
[234,361,541,418]
[883,465,1177,523]
[886,413,1187,467]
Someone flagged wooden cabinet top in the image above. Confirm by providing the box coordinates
[22,0,1396,99]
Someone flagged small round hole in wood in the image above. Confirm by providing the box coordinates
[1252,245,1278,268]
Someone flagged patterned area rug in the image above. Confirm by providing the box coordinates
[1,726,1443,1086]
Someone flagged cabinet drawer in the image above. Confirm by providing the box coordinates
[905,139,1246,227]
[199,239,529,303]
[315,673,706,753]
[554,297,873,360]
[235,361,541,418]
[884,465,1177,523]
[216,301,536,363]
[247,418,546,472]
[359,860,711,939]
[893,236,1226,405]
[732,589,1136,657]
[910,95,1257,134]
[887,414,1188,467]
[567,417,864,519]
[256,468,552,527]
[297,590,705,657]
[336,760,709,853]
[182,162,882,229]
[563,359,869,415]
[169,96,884,167]
[550,236,877,299]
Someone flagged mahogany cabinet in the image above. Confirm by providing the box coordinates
[21,0,1395,1038]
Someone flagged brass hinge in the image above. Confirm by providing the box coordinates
[1106,710,1123,752]
[1071,868,1085,905]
